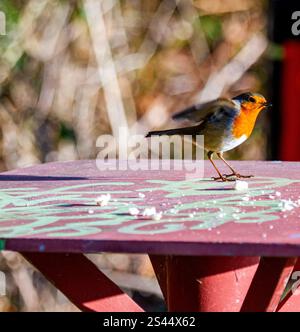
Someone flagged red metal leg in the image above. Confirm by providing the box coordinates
[241,257,297,312]
[149,255,168,304]
[277,290,300,312]
[164,255,259,312]
[276,259,300,312]
[152,255,299,312]
[22,252,143,312]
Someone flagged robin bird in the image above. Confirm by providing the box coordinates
[146,92,271,181]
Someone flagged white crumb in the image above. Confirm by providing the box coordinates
[88,209,94,214]
[242,196,250,201]
[138,193,145,198]
[142,207,157,217]
[95,194,111,206]
[128,207,139,216]
[275,191,281,197]
[279,199,299,212]
[234,180,248,191]
[152,212,162,221]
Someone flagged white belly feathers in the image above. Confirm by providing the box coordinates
[219,134,248,152]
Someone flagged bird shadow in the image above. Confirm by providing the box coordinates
[197,187,235,191]
[59,203,98,208]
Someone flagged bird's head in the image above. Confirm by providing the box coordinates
[232,92,271,113]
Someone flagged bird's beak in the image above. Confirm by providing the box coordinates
[262,102,272,108]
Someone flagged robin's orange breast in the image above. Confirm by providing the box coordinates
[232,106,264,139]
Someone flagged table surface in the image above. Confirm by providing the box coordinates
[0,160,299,256]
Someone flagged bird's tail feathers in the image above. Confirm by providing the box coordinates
[146,126,198,138]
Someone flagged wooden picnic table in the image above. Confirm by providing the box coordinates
[0,160,300,312]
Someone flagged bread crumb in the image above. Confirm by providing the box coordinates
[234,180,248,191]
[95,194,111,206]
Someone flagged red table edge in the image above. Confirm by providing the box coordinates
[3,238,300,257]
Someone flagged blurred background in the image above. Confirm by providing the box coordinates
[0,0,299,311]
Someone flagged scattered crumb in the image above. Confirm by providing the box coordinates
[279,199,299,212]
[275,191,281,197]
[95,194,111,206]
[234,180,248,191]
[142,207,157,217]
[262,233,267,238]
[128,207,139,216]
[242,196,250,201]
[152,212,162,221]
[269,225,274,230]
[138,193,145,198]
[88,209,94,214]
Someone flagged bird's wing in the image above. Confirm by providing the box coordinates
[172,98,236,124]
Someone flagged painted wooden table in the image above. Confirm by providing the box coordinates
[0,160,300,312]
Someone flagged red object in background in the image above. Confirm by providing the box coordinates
[280,41,300,161]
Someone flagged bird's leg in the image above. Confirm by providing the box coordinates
[208,151,232,182]
[216,153,254,179]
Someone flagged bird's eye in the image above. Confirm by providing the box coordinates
[249,96,256,103]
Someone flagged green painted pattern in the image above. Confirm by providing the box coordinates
[0,177,298,237]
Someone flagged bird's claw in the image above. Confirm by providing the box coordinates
[212,176,235,182]
[212,173,254,182]
[223,173,254,179]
